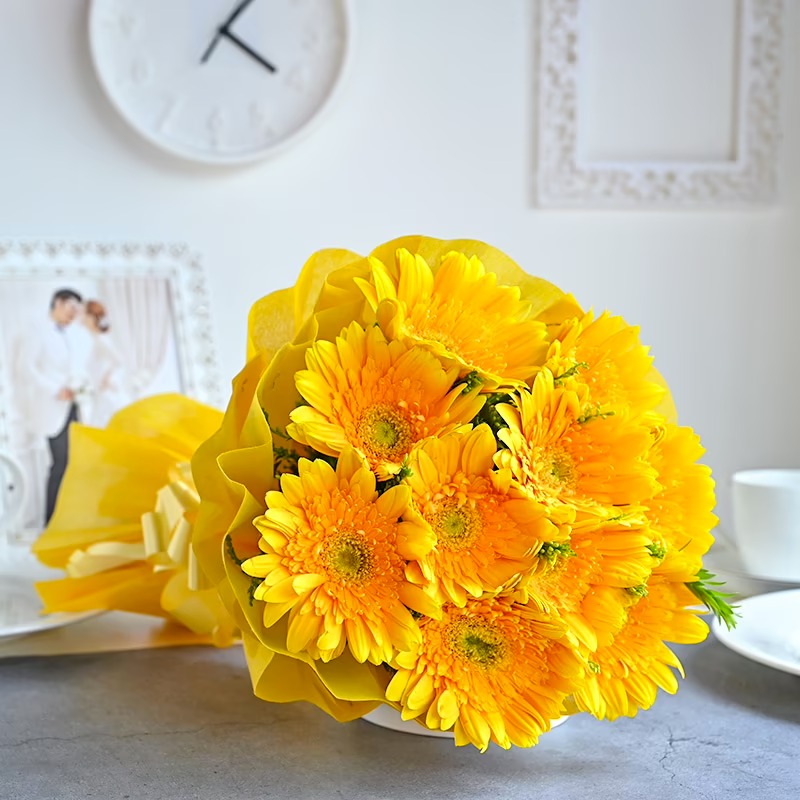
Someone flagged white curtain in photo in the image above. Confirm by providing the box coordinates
[96,276,173,399]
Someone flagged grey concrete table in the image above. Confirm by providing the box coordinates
[1,636,798,800]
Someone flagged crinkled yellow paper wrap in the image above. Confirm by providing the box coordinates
[33,394,236,646]
[191,235,583,720]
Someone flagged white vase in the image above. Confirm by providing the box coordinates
[363,705,568,738]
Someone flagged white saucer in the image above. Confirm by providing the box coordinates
[703,538,800,602]
[712,589,800,677]
[708,541,800,586]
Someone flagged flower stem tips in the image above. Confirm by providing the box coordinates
[646,542,667,560]
[378,460,414,493]
[537,541,576,567]
[460,371,484,394]
[554,362,589,384]
[475,392,512,437]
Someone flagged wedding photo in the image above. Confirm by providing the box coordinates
[0,272,184,533]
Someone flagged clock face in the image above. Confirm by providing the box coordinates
[89,0,351,164]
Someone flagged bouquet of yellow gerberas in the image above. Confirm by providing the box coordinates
[33,235,732,751]
[187,235,731,751]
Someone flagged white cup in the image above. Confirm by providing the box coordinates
[732,469,800,581]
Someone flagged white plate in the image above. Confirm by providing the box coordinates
[712,589,800,677]
[0,573,100,642]
[0,546,101,642]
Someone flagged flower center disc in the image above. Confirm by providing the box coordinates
[531,445,577,498]
[433,500,481,550]
[324,532,373,583]
[447,618,508,670]
[357,404,412,461]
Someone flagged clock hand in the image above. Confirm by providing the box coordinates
[223,0,257,29]
[200,0,257,64]
[219,28,278,73]
[200,34,222,64]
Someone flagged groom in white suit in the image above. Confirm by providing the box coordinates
[24,288,90,523]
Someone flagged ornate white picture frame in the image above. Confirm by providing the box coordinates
[0,241,222,539]
[535,0,785,207]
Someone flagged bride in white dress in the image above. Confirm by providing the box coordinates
[81,300,130,428]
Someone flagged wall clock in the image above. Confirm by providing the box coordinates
[89,0,352,164]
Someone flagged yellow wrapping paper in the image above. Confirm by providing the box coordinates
[33,394,235,646]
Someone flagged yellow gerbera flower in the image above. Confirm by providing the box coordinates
[495,370,660,518]
[644,423,717,583]
[33,394,235,645]
[404,424,558,606]
[288,321,484,479]
[358,247,549,387]
[386,594,584,751]
[544,311,665,416]
[193,357,390,723]
[367,235,583,326]
[518,517,655,650]
[573,581,708,721]
[242,449,440,666]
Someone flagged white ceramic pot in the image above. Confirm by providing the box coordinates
[363,705,568,738]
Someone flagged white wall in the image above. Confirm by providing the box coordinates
[1,0,798,531]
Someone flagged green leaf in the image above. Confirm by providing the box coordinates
[262,409,290,441]
[247,576,262,606]
[273,445,303,478]
[687,568,738,631]
[309,450,338,470]
[225,535,245,566]
[225,537,261,607]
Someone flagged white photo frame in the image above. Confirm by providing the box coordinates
[0,240,223,540]
[535,0,785,207]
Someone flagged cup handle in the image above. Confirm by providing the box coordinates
[0,450,27,534]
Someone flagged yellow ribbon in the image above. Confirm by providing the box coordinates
[67,463,195,578]
[64,462,232,643]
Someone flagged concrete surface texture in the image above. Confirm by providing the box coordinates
[1,636,798,800]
